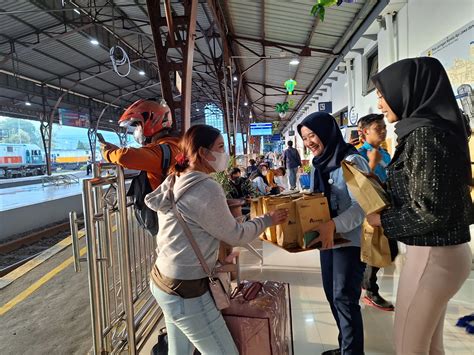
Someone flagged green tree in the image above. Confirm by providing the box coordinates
[0,118,41,146]
[1,129,31,144]
[76,140,87,149]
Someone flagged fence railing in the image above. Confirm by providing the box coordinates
[42,174,79,186]
[70,164,161,354]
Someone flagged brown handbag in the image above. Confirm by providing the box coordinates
[168,174,231,310]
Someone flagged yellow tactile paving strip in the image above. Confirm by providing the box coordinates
[0,246,87,316]
[0,231,85,290]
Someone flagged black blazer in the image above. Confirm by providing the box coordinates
[381,126,473,246]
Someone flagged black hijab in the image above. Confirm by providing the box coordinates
[297,112,358,213]
[372,57,471,183]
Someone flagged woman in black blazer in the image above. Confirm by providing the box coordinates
[366,57,473,355]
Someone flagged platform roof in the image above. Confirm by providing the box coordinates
[0,0,386,133]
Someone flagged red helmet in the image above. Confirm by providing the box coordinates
[118,99,172,137]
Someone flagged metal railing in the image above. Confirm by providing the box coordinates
[42,174,80,186]
[70,164,162,354]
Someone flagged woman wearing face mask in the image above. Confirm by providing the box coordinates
[298,112,370,355]
[145,125,288,354]
[366,57,473,355]
[249,163,271,195]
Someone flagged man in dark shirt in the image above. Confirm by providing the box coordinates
[282,141,301,190]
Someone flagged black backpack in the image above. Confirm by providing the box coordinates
[126,144,171,236]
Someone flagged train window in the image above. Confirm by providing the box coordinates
[7,146,13,152]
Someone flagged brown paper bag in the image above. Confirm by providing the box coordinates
[262,196,292,242]
[250,197,266,239]
[275,201,301,248]
[360,220,391,268]
[295,196,331,248]
[341,161,390,214]
[250,198,263,219]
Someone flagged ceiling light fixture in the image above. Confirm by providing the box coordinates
[196,108,200,112]
[138,70,145,76]
[233,76,238,81]
[74,9,80,14]
[244,102,248,106]
[90,39,99,45]
[289,58,300,65]
[25,101,31,106]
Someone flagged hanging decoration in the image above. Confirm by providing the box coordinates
[275,102,290,119]
[310,0,351,22]
[284,79,297,95]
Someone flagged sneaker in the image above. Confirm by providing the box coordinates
[363,291,394,311]
[321,349,341,355]
[456,314,474,327]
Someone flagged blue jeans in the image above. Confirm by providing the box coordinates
[288,167,298,189]
[150,281,238,355]
[320,247,366,355]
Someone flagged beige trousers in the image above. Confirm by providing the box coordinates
[394,243,471,355]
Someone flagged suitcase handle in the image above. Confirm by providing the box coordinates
[231,281,263,301]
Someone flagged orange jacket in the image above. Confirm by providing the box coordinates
[266,169,278,188]
[103,136,180,190]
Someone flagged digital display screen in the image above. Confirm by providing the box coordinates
[250,123,272,136]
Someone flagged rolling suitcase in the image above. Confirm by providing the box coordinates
[222,280,293,355]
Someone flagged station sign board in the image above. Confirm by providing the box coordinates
[250,122,272,136]
[58,108,90,128]
[318,101,332,113]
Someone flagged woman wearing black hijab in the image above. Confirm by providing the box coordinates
[298,112,370,355]
[366,57,472,355]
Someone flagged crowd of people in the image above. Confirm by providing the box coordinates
[98,57,472,355]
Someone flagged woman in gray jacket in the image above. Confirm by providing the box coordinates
[145,124,287,355]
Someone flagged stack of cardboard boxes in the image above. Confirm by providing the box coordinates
[250,192,332,251]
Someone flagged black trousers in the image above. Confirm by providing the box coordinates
[321,247,366,354]
[362,239,399,293]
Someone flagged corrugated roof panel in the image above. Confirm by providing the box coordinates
[2,61,52,82]
[0,2,60,39]
[19,50,74,77]
[310,4,365,48]
[197,3,212,30]
[263,4,316,44]
[57,32,111,63]
[109,1,150,21]
[77,76,118,93]
[226,1,262,37]
[29,38,101,72]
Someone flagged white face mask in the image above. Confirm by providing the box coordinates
[133,125,146,145]
[207,151,229,172]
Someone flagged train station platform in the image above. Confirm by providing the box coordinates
[0,182,83,241]
[1,230,473,354]
[0,171,87,189]
[0,168,139,240]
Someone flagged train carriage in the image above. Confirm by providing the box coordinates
[0,143,46,178]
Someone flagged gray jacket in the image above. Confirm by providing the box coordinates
[145,171,272,280]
